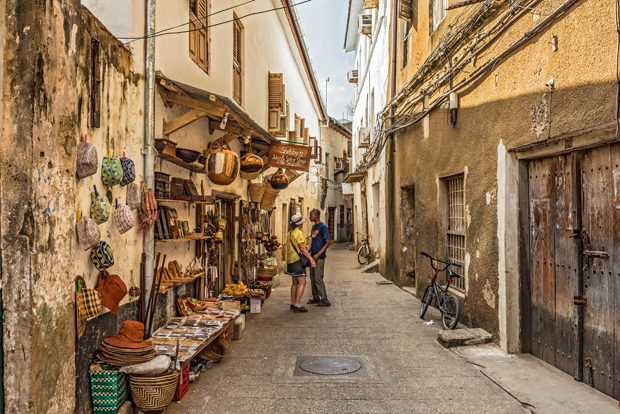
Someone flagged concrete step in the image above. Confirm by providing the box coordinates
[438,327,493,348]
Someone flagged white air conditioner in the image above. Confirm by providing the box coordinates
[347,70,359,84]
[359,14,372,36]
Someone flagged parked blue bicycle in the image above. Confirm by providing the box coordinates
[419,251,462,330]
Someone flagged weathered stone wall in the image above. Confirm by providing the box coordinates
[390,0,616,342]
[1,0,81,412]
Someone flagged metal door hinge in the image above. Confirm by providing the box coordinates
[574,296,587,306]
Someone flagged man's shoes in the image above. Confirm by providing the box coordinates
[316,300,331,307]
[292,305,308,313]
[307,298,319,304]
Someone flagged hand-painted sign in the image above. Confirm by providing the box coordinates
[267,142,312,172]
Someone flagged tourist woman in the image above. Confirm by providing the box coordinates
[286,213,316,312]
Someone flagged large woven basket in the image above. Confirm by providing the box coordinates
[129,370,179,412]
[198,336,230,363]
[260,182,279,211]
[249,181,265,203]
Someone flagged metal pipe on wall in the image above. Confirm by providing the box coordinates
[143,0,156,331]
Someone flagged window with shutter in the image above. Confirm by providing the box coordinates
[268,73,284,109]
[189,0,208,72]
[303,127,309,144]
[274,101,289,137]
[233,15,243,104]
[309,137,318,159]
[294,115,301,140]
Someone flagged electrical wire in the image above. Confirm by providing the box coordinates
[121,0,314,45]
[354,0,585,173]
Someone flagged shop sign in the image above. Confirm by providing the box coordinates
[267,142,312,172]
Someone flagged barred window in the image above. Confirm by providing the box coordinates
[445,174,465,291]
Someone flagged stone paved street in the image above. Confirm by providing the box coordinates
[167,244,525,413]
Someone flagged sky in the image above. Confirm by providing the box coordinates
[296,0,356,122]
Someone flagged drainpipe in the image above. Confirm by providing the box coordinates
[386,0,398,282]
[143,0,156,327]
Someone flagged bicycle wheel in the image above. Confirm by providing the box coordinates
[357,244,369,265]
[442,295,460,330]
[419,285,433,319]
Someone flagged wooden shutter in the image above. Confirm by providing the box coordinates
[189,0,208,71]
[309,137,317,159]
[294,115,301,139]
[288,130,296,141]
[303,127,309,144]
[399,0,413,21]
[317,145,323,164]
[233,16,242,104]
[274,101,289,137]
[268,73,284,110]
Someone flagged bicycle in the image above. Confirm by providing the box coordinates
[419,251,462,330]
[357,233,371,265]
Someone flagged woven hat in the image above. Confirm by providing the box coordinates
[120,156,135,186]
[114,201,135,234]
[77,136,98,178]
[91,241,115,272]
[77,212,101,250]
[102,156,124,187]
[103,321,151,349]
[90,187,110,224]
[290,213,306,226]
[95,271,127,314]
[126,183,140,210]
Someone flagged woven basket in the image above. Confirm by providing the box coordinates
[89,366,128,414]
[260,182,279,211]
[198,336,230,363]
[249,181,265,203]
[129,370,179,412]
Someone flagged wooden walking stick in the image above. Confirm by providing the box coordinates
[148,254,166,337]
[144,252,161,337]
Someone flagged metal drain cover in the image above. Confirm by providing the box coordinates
[299,357,362,375]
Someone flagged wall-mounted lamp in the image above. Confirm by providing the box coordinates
[449,92,459,127]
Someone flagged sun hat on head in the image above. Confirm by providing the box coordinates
[290,213,306,226]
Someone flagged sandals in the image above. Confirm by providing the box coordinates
[292,305,308,313]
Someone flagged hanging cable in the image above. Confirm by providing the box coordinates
[121,0,314,44]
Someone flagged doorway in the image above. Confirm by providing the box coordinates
[215,198,235,293]
[523,143,620,399]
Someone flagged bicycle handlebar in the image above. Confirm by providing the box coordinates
[419,251,462,268]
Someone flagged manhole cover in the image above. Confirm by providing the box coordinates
[299,357,362,375]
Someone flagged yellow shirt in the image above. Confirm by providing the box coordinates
[287,228,306,264]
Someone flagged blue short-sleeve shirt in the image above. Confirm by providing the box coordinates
[310,222,330,259]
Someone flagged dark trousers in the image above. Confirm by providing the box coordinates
[309,259,327,301]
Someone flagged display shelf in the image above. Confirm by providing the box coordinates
[159,272,205,293]
[158,152,206,174]
[156,198,213,205]
[156,235,212,243]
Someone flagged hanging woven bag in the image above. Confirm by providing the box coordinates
[120,152,135,186]
[76,275,102,320]
[101,153,124,187]
[90,241,114,272]
[114,199,135,234]
[76,209,101,250]
[90,186,110,224]
[126,182,140,210]
[76,134,98,179]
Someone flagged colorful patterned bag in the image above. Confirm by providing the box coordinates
[77,134,98,179]
[89,366,128,414]
[77,210,101,250]
[101,155,123,187]
[114,200,135,234]
[120,154,135,186]
[91,241,114,271]
[76,276,102,320]
[90,186,110,224]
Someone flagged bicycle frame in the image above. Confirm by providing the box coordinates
[421,252,461,311]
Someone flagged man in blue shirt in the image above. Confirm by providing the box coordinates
[308,208,331,306]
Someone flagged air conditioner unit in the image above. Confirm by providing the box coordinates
[363,0,379,9]
[359,14,372,36]
[347,70,359,84]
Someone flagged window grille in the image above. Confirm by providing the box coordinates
[446,174,465,291]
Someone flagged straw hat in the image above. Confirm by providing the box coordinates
[290,213,306,226]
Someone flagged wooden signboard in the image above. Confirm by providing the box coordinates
[267,142,312,172]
